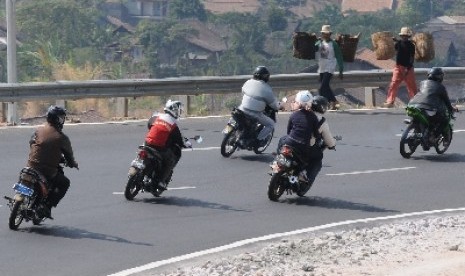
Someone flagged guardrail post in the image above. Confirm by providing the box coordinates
[364,87,378,108]
[179,95,190,115]
[116,97,128,117]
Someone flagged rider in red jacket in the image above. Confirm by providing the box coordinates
[145,100,188,189]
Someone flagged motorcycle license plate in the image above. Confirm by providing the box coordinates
[222,125,233,134]
[13,183,34,197]
[130,159,145,170]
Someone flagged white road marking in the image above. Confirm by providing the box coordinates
[326,166,416,176]
[107,208,465,276]
[182,146,220,151]
[112,186,196,195]
[167,186,196,190]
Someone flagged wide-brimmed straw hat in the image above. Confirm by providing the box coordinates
[399,27,412,36]
[320,25,332,34]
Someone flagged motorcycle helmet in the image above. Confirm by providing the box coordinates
[294,90,313,109]
[427,67,444,83]
[252,66,270,83]
[46,105,67,130]
[312,95,329,114]
[164,99,183,119]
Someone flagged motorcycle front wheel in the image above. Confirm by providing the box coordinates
[220,130,238,157]
[124,170,143,200]
[268,171,286,201]
[435,127,452,154]
[254,129,274,154]
[400,125,419,159]
[9,201,24,230]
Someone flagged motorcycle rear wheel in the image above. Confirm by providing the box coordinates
[253,129,274,154]
[9,201,24,230]
[220,130,238,157]
[435,127,452,154]
[400,125,419,159]
[268,172,286,201]
[124,171,143,200]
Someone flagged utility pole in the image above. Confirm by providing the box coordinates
[6,0,18,125]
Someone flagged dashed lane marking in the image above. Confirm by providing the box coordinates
[113,186,196,195]
[326,166,416,176]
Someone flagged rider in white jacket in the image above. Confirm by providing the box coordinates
[238,66,280,142]
[307,95,336,185]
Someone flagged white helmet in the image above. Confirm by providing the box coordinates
[295,90,313,108]
[164,99,183,119]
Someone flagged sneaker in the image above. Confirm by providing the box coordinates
[38,204,53,219]
[382,102,394,108]
[157,181,168,190]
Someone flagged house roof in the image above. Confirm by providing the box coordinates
[106,15,136,33]
[202,0,260,14]
[183,19,227,52]
[342,0,394,13]
[355,47,395,69]
[289,0,341,18]
[436,16,465,24]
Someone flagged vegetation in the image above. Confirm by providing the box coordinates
[0,0,464,83]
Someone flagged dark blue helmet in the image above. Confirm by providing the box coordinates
[252,66,270,82]
[46,105,67,130]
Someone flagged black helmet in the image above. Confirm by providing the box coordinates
[312,95,329,114]
[252,66,270,82]
[46,105,67,130]
[427,67,444,83]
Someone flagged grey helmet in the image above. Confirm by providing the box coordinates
[427,67,444,83]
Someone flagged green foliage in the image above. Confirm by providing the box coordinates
[396,0,443,26]
[267,6,288,32]
[169,0,207,21]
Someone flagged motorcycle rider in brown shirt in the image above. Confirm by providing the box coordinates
[27,106,79,218]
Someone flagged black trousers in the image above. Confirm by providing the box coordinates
[46,171,70,207]
[319,72,337,102]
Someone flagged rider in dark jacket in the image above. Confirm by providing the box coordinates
[408,67,458,138]
[27,106,79,218]
[277,91,319,182]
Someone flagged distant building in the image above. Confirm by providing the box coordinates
[341,0,404,14]
[202,0,261,15]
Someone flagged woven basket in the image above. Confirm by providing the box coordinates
[292,32,317,60]
[335,33,360,62]
[412,32,435,62]
[371,31,395,60]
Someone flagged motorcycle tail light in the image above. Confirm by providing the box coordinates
[281,146,293,157]
[138,150,148,159]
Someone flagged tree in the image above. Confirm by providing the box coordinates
[267,5,288,32]
[17,0,106,59]
[137,20,194,78]
[169,0,207,21]
[396,0,443,26]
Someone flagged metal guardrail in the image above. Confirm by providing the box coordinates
[0,67,464,102]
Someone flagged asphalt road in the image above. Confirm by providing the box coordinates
[1,109,464,276]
